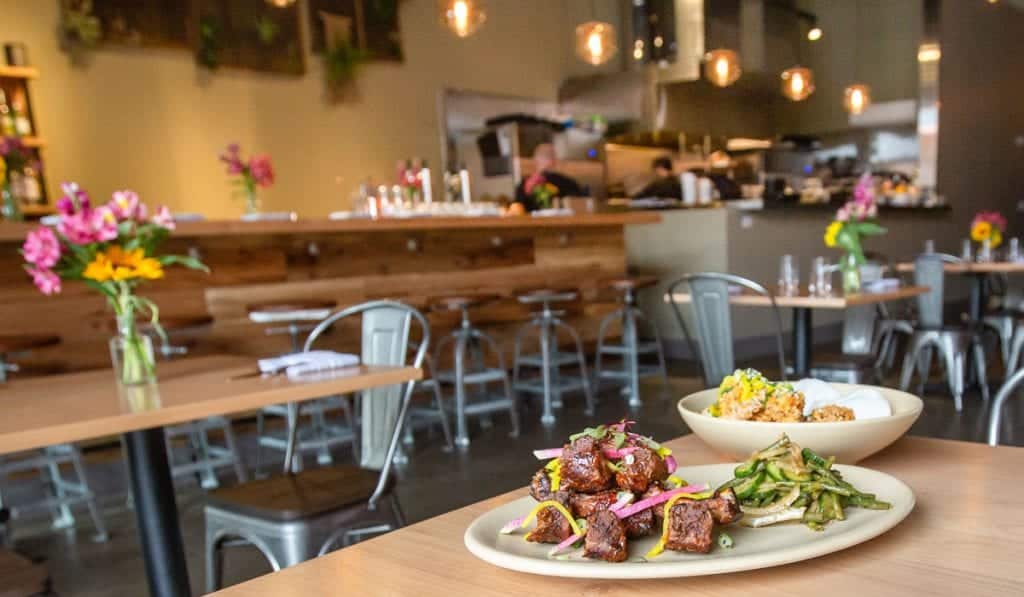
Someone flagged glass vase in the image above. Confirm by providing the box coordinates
[109,329,156,386]
[1,180,22,221]
[841,253,862,295]
[244,187,260,216]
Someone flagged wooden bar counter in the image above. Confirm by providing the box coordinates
[0,212,659,373]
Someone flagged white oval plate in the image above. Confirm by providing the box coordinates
[464,463,914,579]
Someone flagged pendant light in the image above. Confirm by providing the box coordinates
[703,49,742,87]
[843,4,872,115]
[575,1,617,66]
[440,0,486,38]
[266,0,296,6]
[781,18,815,102]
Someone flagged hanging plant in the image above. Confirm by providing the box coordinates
[196,16,221,70]
[323,36,370,101]
[254,15,280,45]
[60,0,102,60]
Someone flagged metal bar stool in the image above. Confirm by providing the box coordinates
[148,316,247,490]
[401,349,455,452]
[512,289,594,426]
[431,295,519,448]
[0,334,108,542]
[592,276,669,408]
[248,301,355,474]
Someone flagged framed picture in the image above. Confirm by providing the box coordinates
[309,0,403,61]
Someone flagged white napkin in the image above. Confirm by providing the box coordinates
[258,351,360,380]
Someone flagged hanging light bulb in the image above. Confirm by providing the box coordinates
[843,84,872,115]
[703,49,742,87]
[807,25,822,41]
[575,21,618,65]
[781,66,815,101]
[265,0,296,6]
[440,0,486,38]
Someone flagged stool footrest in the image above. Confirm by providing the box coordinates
[516,353,580,368]
[598,341,661,355]
[449,399,515,417]
[515,378,587,395]
[436,369,508,385]
[597,366,663,380]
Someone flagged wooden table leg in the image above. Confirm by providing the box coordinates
[124,428,191,597]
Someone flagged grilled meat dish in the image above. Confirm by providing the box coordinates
[529,468,553,502]
[569,490,618,518]
[615,446,668,493]
[642,483,667,524]
[622,507,655,539]
[583,509,628,562]
[664,500,714,553]
[560,436,613,493]
[526,492,573,544]
[706,488,742,525]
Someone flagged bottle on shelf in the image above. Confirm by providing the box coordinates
[458,163,472,205]
[11,97,31,137]
[419,160,433,204]
[0,90,15,137]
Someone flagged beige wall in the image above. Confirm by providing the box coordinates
[0,0,622,218]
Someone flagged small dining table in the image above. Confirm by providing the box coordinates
[895,260,1024,320]
[0,355,422,597]
[668,286,929,377]
[208,434,1023,596]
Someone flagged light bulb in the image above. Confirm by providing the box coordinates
[702,48,741,87]
[844,83,872,115]
[265,0,296,6]
[575,21,618,66]
[441,0,486,38]
[781,66,815,101]
[807,26,822,41]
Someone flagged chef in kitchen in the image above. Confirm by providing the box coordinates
[515,143,585,211]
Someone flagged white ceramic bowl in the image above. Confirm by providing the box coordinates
[677,383,923,463]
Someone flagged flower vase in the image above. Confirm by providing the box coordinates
[109,316,156,386]
[1,180,22,221]
[841,253,862,295]
[244,187,260,216]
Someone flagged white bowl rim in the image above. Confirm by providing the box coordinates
[678,383,923,428]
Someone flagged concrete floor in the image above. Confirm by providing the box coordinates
[5,364,1022,597]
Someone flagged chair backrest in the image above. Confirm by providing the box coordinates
[913,252,960,328]
[667,273,787,388]
[291,300,430,508]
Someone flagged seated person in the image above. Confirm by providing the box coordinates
[634,156,681,199]
[515,143,585,211]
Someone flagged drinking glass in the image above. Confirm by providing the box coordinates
[924,240,936,253]
[961,239,973,262]
[978,238,993,263]
[778,254,799,296]
[1008,237,1021,262]
[808,257,832,297]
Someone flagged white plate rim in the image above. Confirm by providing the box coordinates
[463,463,915,579]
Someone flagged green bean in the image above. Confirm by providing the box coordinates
[734,469,766,499]
[766,460,786,482]
[820,483,854,497]
[801,447,831,469]
[734,458,760,478]
[848,495,892,510]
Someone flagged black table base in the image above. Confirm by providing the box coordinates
[124,428,192,597]
[792,307,813,378]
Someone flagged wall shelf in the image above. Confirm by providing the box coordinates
[0,66,39,80]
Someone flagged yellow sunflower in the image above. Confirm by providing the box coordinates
[824,221,843,248]
[971,221,992,242]
[83,246,164,283]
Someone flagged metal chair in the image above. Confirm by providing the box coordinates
[592,276,669,408]
[248,300,354,474]
[0,334,108,542]
[431,295,518,448]
[898,253,990,412]
[512,289,595,426]
[666,273,787,388]
[146,316,248,490]
[988,366,1024,446]
[204,301,426,592]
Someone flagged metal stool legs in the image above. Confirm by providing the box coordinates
[592,300,669,408]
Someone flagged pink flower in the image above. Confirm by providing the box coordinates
[109,190,145,221]
[974,211,1007,232]
[91,206,119,242]
[22,226,61,269]
[57,211,97,244]
[523,173,546,194]
[152,205,175,230]
[248,155,274,188]
[26,266,61,295]
[219,143,245,175]
[853,172,875,207]
[58,182,91,215]
[835,205,850,222]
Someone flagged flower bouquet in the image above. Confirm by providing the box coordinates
[0,137,34,221]
[970,211,1006,261]
[21,184,207,385]
[823,173,887,293]
[397,160,422,203]
[220,143,274,215]
[524,173,559,210]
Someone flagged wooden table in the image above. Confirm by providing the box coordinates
[896,261,1024,320]
[667,287,929,377]
[210,434,1024,597]
[0,355,421,597]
